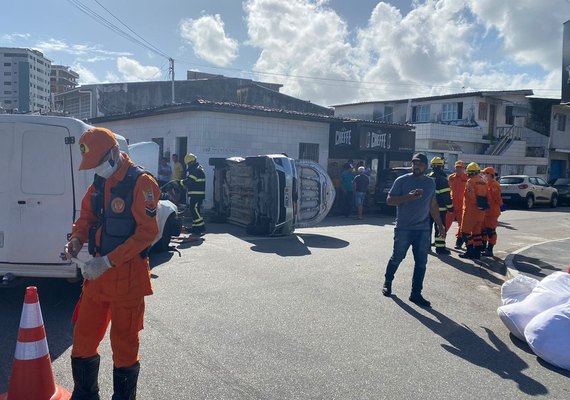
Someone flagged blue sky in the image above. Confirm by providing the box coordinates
[1,0,568,106]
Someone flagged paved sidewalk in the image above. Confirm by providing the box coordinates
[505,238,570,279]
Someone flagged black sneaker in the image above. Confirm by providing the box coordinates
[382,282,392,297]
[409,293,431,308]
[435,247,451,255]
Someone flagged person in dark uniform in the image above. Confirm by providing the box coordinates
[428,157,453,255]
[180,153,206,235]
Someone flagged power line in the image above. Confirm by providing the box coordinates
[65,0,171,60]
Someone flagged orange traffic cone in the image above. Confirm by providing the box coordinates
[0,286,71,400]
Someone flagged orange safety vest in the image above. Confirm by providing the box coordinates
[486,179,503,216]
[463,174,488,213]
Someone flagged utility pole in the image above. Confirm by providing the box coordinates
[169,58,175,104]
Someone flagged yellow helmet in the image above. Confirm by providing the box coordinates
[466,162,480,173]
[430,156,444,166]
[184,153,197,164]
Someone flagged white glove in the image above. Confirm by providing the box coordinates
[82,256,112,281]
[64,238,82,259]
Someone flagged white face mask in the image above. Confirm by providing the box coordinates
[94,151,119,178]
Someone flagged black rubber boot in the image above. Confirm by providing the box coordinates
[472,246,483,260]
[459,245,474,259]
[454,237,463,249]
[71,355,100,400]
[382,281,392,297]
[112,362,140,400]
[483,244,494,257]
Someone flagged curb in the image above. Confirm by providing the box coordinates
[503,236,570,281]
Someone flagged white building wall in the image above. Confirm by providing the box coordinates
[98,110,330,208]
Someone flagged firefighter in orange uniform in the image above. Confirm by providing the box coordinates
[481,167,502,257]
[459,162,489,260]
[63,127,159,400]
[446,160,469,249]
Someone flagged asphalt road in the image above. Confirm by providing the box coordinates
[1,207,570,399]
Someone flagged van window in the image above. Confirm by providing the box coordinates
[0,127,14,193]
[21,129,66,195]
[499,177,524,184]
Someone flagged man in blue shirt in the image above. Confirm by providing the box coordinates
[382,153,446,307]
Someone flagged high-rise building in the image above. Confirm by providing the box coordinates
[50,65,79,95]
[0,47,51,113]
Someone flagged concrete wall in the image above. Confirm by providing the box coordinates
[100,111,330,208]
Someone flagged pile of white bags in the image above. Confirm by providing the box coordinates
[497,272,570,371]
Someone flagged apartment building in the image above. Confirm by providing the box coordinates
[0,47,51,113]
[333,90,553,178]
[50,64,79,95]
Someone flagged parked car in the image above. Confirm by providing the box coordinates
[374,167,412,211]
[209,154,335,236]
[499,175,558,209]
[552,178,570,206]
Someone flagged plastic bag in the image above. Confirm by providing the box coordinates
[525,301,570,371]
[497,272,570,340]
[501,274,539,305]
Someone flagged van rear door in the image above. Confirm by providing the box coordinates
[0,123,75,266]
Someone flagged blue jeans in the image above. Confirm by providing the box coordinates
[384,229,430,294]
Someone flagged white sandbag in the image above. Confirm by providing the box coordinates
[501,274,539,305]
[525,301,570,371]
[497,272,570,340]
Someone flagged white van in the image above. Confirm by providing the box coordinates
[0,114,179,283]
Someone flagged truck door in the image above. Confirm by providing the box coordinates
[1,123,74,264]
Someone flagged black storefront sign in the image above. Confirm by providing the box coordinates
[329,121,415,159]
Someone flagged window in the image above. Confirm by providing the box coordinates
[3,82,11,85]
[478,102,487,120]
[557,114,566,131]
[442,103,458,121]
[412,105,430,122]
[505,106,514,125]
[4,91,11,95]
[299,143,319,162]
[536,177,548,186]
[3,72,10,76]
[384,106,393,123]
[3,62,11,66]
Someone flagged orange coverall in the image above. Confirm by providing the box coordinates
[461,174,488,248]
[482,179,503,245]
[70,154,159,367]
[446,171,469,236]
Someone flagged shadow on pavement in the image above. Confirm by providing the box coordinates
[498,221,517,231]
[0,278,80,392]
[508,331,570,378]
[246,233,350,257]
[510,255,559,279]
[432,250,505,285]
[392,296,548,396]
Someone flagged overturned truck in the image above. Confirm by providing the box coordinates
[209,154,335,235]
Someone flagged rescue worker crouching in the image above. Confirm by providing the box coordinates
[446,160,469,249]
[180,153,206,235]
[428,157,453,255]
[459,162,489,260]
[63,127,160,400]
[481,167,503,257]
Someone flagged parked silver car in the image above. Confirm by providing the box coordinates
[499,175,558,209]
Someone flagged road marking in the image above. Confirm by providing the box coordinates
[504,236,570,279]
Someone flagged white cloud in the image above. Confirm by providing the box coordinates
[179,14,238,66]
[1,33,31,42]
[34,39,131,58]
[116,57,162,81]
[72,64,102,85]
[467,0,565,71]
[243,0,564,105]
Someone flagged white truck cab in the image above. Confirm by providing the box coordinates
[0,115,179,284]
